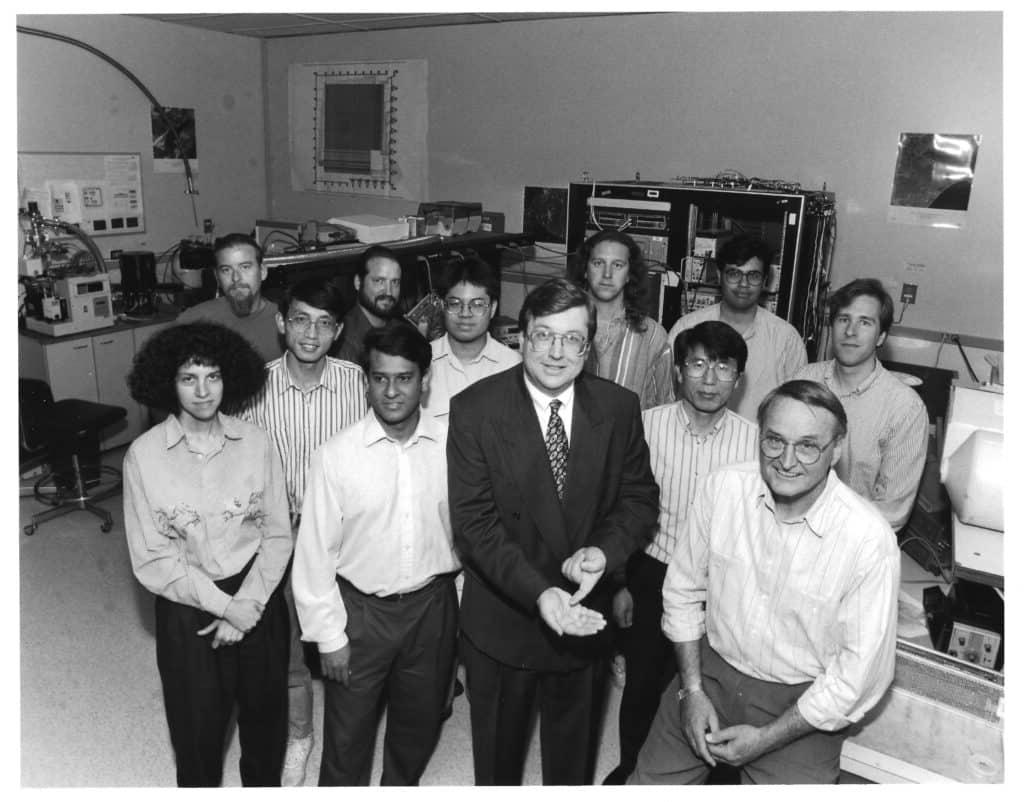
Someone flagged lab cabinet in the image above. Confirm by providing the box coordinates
[19,319,172,451]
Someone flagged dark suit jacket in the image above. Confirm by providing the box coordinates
[448,366,659,672]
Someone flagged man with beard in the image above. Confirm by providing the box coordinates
[336,245,404,363]
[177,233,282,363]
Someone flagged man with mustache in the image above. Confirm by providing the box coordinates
[793,278,928,529]
[336,245,404,363]
[177,233,282,363]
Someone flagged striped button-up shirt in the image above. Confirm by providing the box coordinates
[662,463,900,731]
[293,411,460,653]
[641,402,759,564]
[241,355,367,520]
[794,359,929,529]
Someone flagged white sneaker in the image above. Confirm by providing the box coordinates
[281,734,314,786]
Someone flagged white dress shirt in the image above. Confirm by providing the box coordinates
[421,333,522,419]
[292,410,460,653]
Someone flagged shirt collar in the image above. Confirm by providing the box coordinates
[676,401,728,438]
[360,407,445,447]
[271,353,339,395]
[436,333,502,366]
[755,469,841,538]
[523,369,575,417]
[162,411,243,449]
[826,358,883,397]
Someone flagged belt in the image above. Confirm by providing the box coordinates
[336,572,456,604]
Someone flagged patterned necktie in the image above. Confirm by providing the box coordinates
[545,400,569,501]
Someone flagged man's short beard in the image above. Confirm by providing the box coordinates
[358,292,400,320]
[226,290,256,316]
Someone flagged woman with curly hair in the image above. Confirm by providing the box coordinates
[123,321,292,786]
[567,230,674,410]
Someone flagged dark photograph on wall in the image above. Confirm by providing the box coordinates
[890,133,980,211]
[523,186,569,244]
[152,106,198,172]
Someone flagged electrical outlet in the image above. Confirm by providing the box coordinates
[901,283,918,304]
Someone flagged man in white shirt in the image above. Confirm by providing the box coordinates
[421,255,521,419]
[293,321,460,786]
[794,278,928,529]
[604,320,758,784]
[667,235,806,421]
[240,277,368,785]
[630,379,899,785]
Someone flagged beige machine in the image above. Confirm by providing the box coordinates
[25,274,114,337]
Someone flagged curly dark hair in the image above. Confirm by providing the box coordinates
[567,230,649,333]
[127,322,268,414]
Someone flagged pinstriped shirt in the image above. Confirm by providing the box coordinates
[794,359,929,529]
[662,463,900,731]
[241,355,367,518]
[641,402,759,564]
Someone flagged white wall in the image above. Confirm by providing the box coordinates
[17,14,267,258]
[263,11,1002,347]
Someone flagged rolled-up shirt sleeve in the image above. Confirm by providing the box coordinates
[661,472,713,644]
[796,539,901,730]
[293,448,350,653]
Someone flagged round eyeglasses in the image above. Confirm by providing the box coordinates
[759,434,837,466]
[444,298,491,316]
[682,358,739,382]
[722,268,765,286]
[286,314,338,334]
[525,328,589,356]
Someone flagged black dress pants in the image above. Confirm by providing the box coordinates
[154,563,289,787]
[461,633,609,785]
[616,551,676,773]
[319,575,458,786]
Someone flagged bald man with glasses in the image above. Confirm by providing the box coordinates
[630,379,899,785]
[667,235,807,422]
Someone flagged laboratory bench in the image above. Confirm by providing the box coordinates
[840,552,1004,783]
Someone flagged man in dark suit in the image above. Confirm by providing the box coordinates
[448,278,660,785]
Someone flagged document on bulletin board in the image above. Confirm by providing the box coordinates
[887,133,980,229]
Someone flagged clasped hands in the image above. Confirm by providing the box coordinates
[197,597,264,649]
[537,546,608,637]
[680,688,770,767]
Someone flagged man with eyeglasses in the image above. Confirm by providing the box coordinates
[421,255,521,420]
[448,278,659,785]
[630,379,899,785]
[241,277,368,785]
[336,245,404,363]
[667,235,807,421]
[603,321,758,785]
[178,233,282,362]
[793,278,928,530]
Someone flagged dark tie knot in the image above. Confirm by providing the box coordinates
[549,400,562,414]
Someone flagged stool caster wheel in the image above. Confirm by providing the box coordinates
[24,524,37,536]
[101,520,113,533]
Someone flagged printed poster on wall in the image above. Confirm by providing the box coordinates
[152,106,198,174]
[887,133,980,229]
